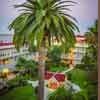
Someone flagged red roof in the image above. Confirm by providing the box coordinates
[0,42,13,46]
[45,71,65,82]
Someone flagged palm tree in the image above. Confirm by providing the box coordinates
[83,20,98,66]
[9,0,79,99]
[85,20,98,48]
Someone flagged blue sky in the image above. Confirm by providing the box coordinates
[0,0,98,35]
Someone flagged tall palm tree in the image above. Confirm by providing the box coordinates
[9,0,79,100]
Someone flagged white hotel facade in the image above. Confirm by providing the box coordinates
[0,34,88,71]
[0,34,34,71]
[72,35,88,64]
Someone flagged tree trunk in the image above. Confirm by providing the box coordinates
[38,64,45,100]
[37,48,47,100]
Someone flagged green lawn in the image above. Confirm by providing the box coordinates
[0,85,37,100]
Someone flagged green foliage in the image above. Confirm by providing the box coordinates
[68,69,88,88]
[48,86,72,100]
[82,54,96,65]
[45,59,69,71]
[15,57,38,79]
[7,77,19,88]
[48,86,88,100]
[76,64,97,71]
[85,19,98,46]
[16,56,37,68]
[7,74,29,89]
[47,46,62,63]
[68,68,97,99]
[9,0,79,50]
[72,90,88,100]
[81,20,98,71]
[81,46,97,66]
[15,56,27,69]
[72,83,97,100]
[0,85,37,100]
[86,84,98,100]
[48,65,68,72]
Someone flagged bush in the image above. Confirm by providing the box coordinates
[47,46,62,64]
[7,75,28,89]
[72,90,88,100]
[67,68,97,100]
[48,86,72,100]
[48,65,68,72]
[68,69,88,88]
[86,84,97,100]
[76,64,97,71]
[48,86,88,100]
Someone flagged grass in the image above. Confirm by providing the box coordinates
[0,85,37,100]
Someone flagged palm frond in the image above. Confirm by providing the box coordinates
[14,3,34,10]
[54,4,75,9]
[9,0,79,50]
[54,0,77,7]
[58,11,78,23]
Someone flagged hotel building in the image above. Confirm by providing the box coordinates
[0,34,88,71]
[0,34,34,71]
[73,35,88,65]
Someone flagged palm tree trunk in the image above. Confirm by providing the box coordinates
[37,47,47,100]
[38,64,45,100]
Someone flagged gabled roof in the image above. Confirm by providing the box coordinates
[45,71,65,82]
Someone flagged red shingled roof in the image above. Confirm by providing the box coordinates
[45,71,65,82]
[0,42,13,46]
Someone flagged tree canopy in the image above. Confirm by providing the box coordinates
[9,0,79,51]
